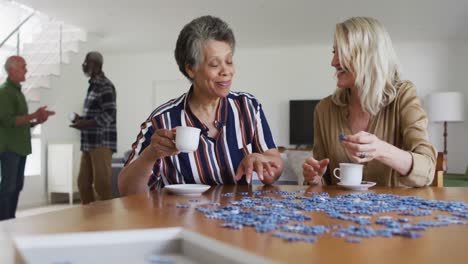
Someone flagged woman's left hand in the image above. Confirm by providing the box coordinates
[235,153,279,184]
[341,131,386,163]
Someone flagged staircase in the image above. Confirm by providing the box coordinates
[0,0,87,102]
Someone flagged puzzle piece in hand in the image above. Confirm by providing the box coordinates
[339,133,346,142]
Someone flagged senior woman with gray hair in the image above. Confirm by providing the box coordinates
[303,17,436,187]
[119,16,283,195]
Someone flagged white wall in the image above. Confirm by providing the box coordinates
[104,42,459,160]
[45,40,468,171]
[445,42,468,173]
[20,38,467,208]
[47,40,467,168]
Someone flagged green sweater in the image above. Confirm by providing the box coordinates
[0,79,31,156]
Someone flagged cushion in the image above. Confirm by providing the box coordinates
[286,150,312,185]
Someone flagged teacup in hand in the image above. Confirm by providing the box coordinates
[333,163,363,185]
[68,112,77,123]
[175,126,201,153]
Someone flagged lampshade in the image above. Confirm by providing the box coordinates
[427,92,464,122]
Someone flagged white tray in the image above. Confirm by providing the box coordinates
[0,231,16,264]
[14,227,275,264]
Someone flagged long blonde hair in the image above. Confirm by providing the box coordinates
[332,17,401,115]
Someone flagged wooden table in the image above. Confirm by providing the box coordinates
[2,185,468,264]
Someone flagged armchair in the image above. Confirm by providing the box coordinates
[431,152,446,187]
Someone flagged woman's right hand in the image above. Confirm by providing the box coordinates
[144,128,179,160]
[302,157,329,185]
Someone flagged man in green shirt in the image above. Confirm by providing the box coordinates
[0,56,55,220]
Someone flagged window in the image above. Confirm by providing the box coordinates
[24,125,41,176]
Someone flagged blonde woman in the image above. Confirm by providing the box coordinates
[303,17,436,187]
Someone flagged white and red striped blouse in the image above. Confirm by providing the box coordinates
[125,87,277,188]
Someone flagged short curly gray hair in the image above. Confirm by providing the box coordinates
[85,51,103,68]
[175,15,235,80]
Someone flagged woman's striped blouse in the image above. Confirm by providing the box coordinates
[125,87,277,188]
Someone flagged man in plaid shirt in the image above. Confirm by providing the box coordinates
[70,51,116,204]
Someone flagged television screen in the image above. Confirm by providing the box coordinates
[289,100,320,146]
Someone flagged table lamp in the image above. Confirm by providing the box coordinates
[427,92,465,171]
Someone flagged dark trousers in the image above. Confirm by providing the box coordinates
[0,152,26,221]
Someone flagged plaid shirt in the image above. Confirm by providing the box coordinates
[81,72,117,152]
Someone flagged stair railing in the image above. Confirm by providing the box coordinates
[0,11,35,50]
[0,14,66,94]
[0,5,79,98]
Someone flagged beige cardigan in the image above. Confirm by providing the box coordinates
[313,81,437,187]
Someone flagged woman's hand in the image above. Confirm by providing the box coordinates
[341,131,386,163]
[119,128,178,196]
[302,157,329,185]
[144,128,179,161]
[235,153,279,184]
[342,131,414,176]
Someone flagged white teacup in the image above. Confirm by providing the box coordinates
[333,163,363,185]
[175,126,201,153]
[68,112,77,123]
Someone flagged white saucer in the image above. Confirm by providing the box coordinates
[337,181,376,191]
[165,184,211,196]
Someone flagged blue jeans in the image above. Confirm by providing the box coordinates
[0,152,26,221]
